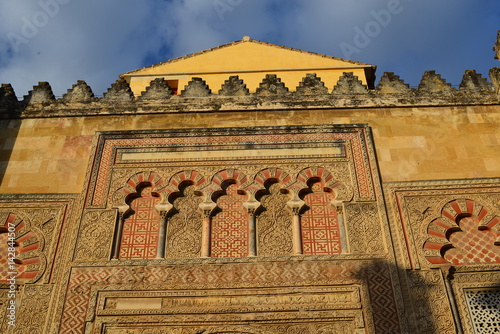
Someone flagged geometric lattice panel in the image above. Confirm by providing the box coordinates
[465,289,500,334]
[444,217,500,265]
[301,181,341,255]
[423,198,500,265]
[119,186,160,260]
[211,184,249,258]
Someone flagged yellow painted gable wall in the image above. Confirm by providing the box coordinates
[123,41,372,96]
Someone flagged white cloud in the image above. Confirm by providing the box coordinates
[0,1,168,96]
[0,0,498,97]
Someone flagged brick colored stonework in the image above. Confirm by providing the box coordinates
[211,184,249,258]
[119,186,161,260]
[301,181,342,255]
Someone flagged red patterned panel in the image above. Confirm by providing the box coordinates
[444,217,500,264]
[425,199,500,265]
[301,182,341,255]
[212,184,249,258]
[120,187,160,260]
[0,213,40,282]
[0,230,9,281]
[1,213,18,282]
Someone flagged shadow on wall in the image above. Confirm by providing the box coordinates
[0,119,20,189]
[351,260,446,334]
[0,84,24,188]
[354,260,500,334]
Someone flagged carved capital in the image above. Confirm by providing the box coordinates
[243,200,260,216]
[199,201,217,218]
[287,198,305,216]
[155,202,173,217]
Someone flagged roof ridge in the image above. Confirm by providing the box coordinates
[121,38,374,76]
[248,39,373,67]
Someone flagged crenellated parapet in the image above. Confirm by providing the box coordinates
[490,67,500,94]
[376,72,410,94]
[295,73,328,95]
[332,72,368,95]
[181,77,211,97]
[256,74,289,96]
[219,76,249,96]
[62,80,95,103]
[1,68,500,118]
[23,81,56,104]
[417,71,454,94]
[103,78,134,102]
[459,70,493,92]
[139,78,173,100]
[0,83,18,115]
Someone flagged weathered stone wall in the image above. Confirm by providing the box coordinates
[0,80,498,193]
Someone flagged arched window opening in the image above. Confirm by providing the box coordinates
[165,182,204,259]
[119,184,161,260]
[256,180,293,257]
[300,179,342,255]
[211,181,249,258]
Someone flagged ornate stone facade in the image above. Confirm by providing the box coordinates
[385,179,500,333]
[0,36,499,333]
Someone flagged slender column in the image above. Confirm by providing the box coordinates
[334,201,347,253]
[156,211,168,259]
[291,207,303,255]
[247,208,257,257]
[198,201,216,258]
[287,196,305,256]
[243,197,260,257]
[246,208,257,257]
[111,211,125,260]
[201,210,212,258]
[441,266,464,334]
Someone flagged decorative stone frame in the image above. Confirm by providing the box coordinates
[451,267,500,334]
[384,178,500,271]
[59,124,404,333]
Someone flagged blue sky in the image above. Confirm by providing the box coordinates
[0,0,499,97]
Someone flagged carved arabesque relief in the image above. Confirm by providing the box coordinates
[406,270,455,333]
[165,183,204,259]
[14,284,53,334]
[3,126,399,333]
[102,323,356,334]
[384,180,500,271]
[103,166,354,261]
[256,182,293,257]
[111,171,169,209]
[60,260,379,334]
[343,202,385,254]
[75,210,116,261]
[451,269,500,334]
